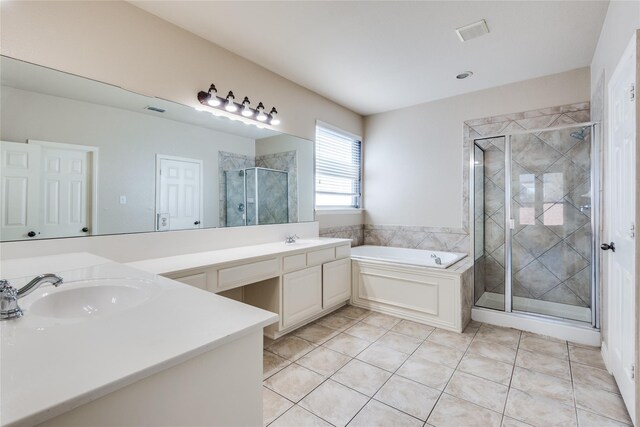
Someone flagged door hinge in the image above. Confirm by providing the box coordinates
[630,84,635,102]
[631,364,635,380]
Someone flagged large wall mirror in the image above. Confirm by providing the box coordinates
[0,56,315,242]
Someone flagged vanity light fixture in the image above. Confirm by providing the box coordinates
[197,84,280,126]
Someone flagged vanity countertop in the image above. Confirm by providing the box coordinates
[127,237,352,275]
[0,252,278,427]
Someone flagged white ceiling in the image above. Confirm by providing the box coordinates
[130,1,609,116]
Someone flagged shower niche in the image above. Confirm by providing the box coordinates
[225,167,290,227]
[472,115,598,327]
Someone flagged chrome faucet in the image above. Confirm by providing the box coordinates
[284,234,300,244]
[0,274,63,320]
[430,253,442,265]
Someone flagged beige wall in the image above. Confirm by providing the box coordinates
[363,67,591,228]
[0,1,362,141]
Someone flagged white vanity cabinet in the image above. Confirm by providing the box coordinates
[282,266,322,328]
[155,239,352,339]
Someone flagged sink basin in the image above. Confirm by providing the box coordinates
[28,279,152,319]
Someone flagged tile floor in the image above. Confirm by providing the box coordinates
[262,305,632,427]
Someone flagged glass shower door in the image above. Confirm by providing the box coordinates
[508,125,593,322]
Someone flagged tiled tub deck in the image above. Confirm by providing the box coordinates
[262,305,632,427]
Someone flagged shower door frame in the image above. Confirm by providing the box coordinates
[471,121,601,329]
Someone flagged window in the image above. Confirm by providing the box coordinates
[315,123,362,208]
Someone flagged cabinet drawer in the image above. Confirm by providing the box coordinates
[172,272,207,290]
[307,248,335,266]
[218,258,279,290]
[335,244,351,259]
[283,253,307,272]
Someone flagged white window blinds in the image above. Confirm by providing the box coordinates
[315,124,362,208]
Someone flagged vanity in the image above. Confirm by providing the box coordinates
[129,238,352,339]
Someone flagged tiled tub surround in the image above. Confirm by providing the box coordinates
[262,306,632,427]
[319,225,365,247]
[467,102,593,313]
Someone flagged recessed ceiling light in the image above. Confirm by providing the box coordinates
[456,71,473,80]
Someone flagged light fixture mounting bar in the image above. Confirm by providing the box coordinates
[197,84,280,126]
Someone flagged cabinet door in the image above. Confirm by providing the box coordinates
[282,266,322,328]
[322,258,351,308]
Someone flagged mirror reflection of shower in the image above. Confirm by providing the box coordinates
[225,167,289,226]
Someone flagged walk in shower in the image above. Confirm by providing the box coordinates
[225,167,289,226]
[473,122,599,328]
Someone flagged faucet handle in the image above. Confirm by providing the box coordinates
[0,280,22,320]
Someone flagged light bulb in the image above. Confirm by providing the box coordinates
[269,107,280,125]
[207,84,221,106]
[225,91,237,112]
[256,102,267,121]
[241,97,253,117]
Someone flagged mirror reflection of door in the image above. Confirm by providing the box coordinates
[155,155,203,231]
[0,140,95,241]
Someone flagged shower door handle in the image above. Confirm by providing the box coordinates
[600,242,615,252]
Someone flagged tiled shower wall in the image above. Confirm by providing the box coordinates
[218,151,298,227]
[469,102,592,308]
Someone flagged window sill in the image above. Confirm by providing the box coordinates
[315,209,364,216]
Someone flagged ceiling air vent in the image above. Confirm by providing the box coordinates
[456,19,489,42]
[145,106,166,113]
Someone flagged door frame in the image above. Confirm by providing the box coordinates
[27,139,99,235]
[634,29,640,427]
[155,154,204,231]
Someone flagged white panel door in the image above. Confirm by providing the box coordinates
[0,141,40,241]
[282,266,322,328]
[39,147,91,238]
[606,34,636,421]
[322,258,351,308]
[157,156,202,231]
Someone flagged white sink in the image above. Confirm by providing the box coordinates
[28,279,153,319]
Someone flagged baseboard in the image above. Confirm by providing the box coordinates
[600,341,612,373]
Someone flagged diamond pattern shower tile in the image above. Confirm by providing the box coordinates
[564,181,592,218]
[537,200,590,238]
[540,283,586,307]
[566,223,592,261]
[513,219,561,258]
[564,267,591,306]
[565,134,591,171]
[538,241,589,282]
[511,133,563,174]
[542,157,590,201]
[514,260,560,298]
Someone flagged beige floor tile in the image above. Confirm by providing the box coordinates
[264,336,275,348]
[345,322,388,342]
[501,417,534,427]
[571,362,619,394]
[396,354,454,390]
[521,331,566,343]
[270,405,332,427]
[316,313,358,331]
[338,305,371,320]
[362,312,402,329]
[426,328,475,351]
[468,338,517,364]
[574,383,632,424]
[376,331,422,354]
[300,380,368,427]
[332,359,391,396]
[263,387,293,426]
[391,319,435,340]
[504,388,577,427]
[569,344,607,369]
[510,366,574,406]
[357,343,409,372]
[264,364,326,403]
[427,393,502,427]
[444,370,508,413]
[323,333,371,357]
[518,334,568,360]
[268,335,317,361]
[374,375,440,421]
[264,350,292,380]
[348,400,423,427]
[297,346,351,376]
[576,409,632,427]
[458,352,513,385]
[294,323,340,345]
[475,324,521,348]
[515,348,571,380]
[414,341,465,369]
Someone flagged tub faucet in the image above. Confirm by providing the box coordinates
[284,234,299,244]
[0,273,63,320]
[430,253,442,265]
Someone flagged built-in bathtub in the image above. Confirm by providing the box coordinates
[350,246,473,332]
